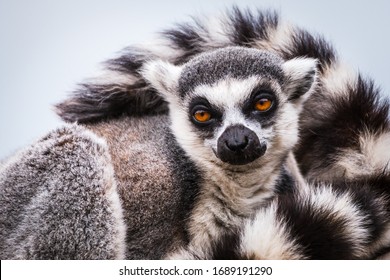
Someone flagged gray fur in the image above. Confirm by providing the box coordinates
[178,47,284,97]
[0,116,201,259]
[0,125,126,259]
[85,116,201,259]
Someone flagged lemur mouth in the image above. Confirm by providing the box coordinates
[216,125,266,165]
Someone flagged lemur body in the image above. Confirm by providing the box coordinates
[54,7,390,259]
[141,46,317,258]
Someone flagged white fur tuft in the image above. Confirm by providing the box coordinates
[141,60,182,102]
[240,204,305,259]
[331,131,390,180]
[282,57,318,102]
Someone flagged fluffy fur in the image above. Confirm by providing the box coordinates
[205,174,390,260]
[0,125,126,259]
[296,75,390,182]
[85,116,202,259]
[0,116,202,259]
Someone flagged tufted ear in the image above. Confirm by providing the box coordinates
[141,60,182,104]
[282,57,318,102]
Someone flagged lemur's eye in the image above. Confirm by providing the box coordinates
[254,98,272,112]
[193,110,211,123]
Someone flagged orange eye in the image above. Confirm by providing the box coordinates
[255,98,272,112]
[193,110,211,122]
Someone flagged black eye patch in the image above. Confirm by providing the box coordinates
[188,97,223,134]
[242,87,278,127]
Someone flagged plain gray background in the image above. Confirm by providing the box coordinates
[1,0,389,159]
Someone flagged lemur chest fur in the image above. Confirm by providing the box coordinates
[190,167,281,231]
[188,147,289,233]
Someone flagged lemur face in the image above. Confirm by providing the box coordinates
[142,47,317,168]
[185,76,279,165]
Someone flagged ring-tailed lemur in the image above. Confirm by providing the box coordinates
[55,7,390,259]
[141,46,317,259]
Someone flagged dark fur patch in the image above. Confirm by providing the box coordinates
[227,7,279,46]
[162,20,207,65]
[373,246,390,259]
[242,85,279,128]
[188,96,224,139]
[296,74,390,176]
[277,191,357,259]
[331,174,390,246]
[55,82,168,123]
[274,167,296,195]
[105,47,153,76]
[211,230,241,260]
[163,131,202,244]
[280,28,337,73]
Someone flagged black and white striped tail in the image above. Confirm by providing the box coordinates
[211,175,390,260]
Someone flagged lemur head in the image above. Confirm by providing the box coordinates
[142,47,317,171]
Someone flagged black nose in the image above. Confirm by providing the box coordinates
[217,125,266,165]
[226,134,248,151]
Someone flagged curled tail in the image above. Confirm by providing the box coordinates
[237,175,390,259]
[55,7,336,123]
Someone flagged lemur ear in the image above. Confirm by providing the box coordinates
[141,60,182,103]
[282,57,318,102]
